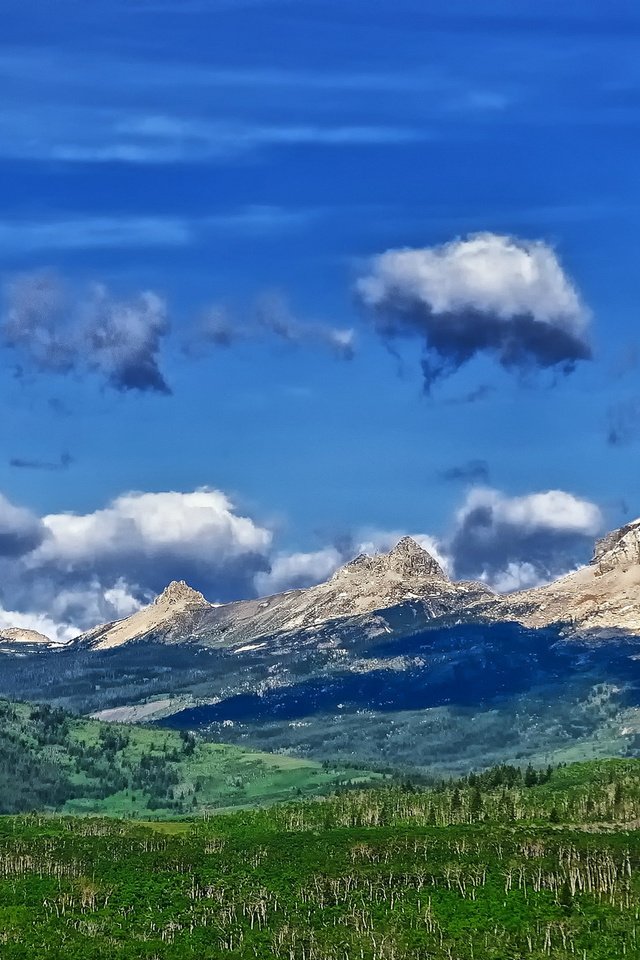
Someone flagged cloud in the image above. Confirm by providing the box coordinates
[448,486,602,589]
[0,217,193,252]
[33,488,272,587]
[606,397,640,447]
[0,486,274,638]
[10,452,73,472]
[0,493,47,558]
[0,104,423,165]
[255,528,450,596]
[187,291,355,360]
[255,292,356,359]
[1,270,171,394]
[0,482,606,637]
[439,459,490,484]
[255,546,343,595]
[356,232,591,389]
[445,384,494,405]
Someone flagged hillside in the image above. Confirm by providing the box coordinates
[3,759,640,959]
[0,700,377,816]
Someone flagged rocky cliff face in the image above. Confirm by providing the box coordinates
[507,517,640,637]
[76,538,497,651]
[79,579,212,650]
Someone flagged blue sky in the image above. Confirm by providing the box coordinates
[0,0,639,637]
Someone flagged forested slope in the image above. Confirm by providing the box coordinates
[2,759,640,958]
[0,700,374,815]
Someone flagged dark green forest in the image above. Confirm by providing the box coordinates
[1,758,640,958]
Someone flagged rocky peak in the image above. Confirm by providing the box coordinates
[591,519,640,576]
[387,536,449,581]
[0,626,53,645]
[154,581,208,607]
[334,536,448,584]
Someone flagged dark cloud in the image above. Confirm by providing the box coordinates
[439,459,490,484]
[356,233,591,390]
[0,494,47,558]
[1,271,171,394]
[448,488,601,591]
[10,452,73,472]
[606,397,640,447]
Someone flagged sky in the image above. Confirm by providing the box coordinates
[0,0,639,640]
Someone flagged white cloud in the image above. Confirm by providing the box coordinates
[255,547,343,595]
[455,487,602,538]
[0,487,273,638]
[35,488,272,567]
[358,233,586,330]
[356,233,591,387]
[449,486,602,589]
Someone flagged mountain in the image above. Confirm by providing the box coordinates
[508,517,640,636]
[1,521,640,777]
[0,698,373,815]
[74,519,640,653]
[78,536,499,651]
[78,580,211,649]
[0,626,62,654]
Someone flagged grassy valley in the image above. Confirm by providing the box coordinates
[0,700,378,817]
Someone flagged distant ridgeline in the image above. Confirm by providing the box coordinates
[0,523,639,776]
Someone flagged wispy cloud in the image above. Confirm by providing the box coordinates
[0,206,317,252]
[0,102,427,165]
[186,291,355,361]
[1,271,171,394]
[439,459,490,484]
[10,452,73,472]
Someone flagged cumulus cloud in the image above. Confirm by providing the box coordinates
[438,459,490,484]
[448,487,602,589]
[356,233,591,389]
[1,270,171,394]
[0,487,274,638]
[255,546,343,595]
[187,291,355,360]
[32,488,272,593]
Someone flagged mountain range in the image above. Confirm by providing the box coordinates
[59,515,640,651]
[1,517,639,776]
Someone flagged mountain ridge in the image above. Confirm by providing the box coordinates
[3,519,640,654]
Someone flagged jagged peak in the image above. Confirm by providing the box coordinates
[333,536,448,582]
[387,536,449,580]
[154,580,208,607]
[591,518,640,575]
